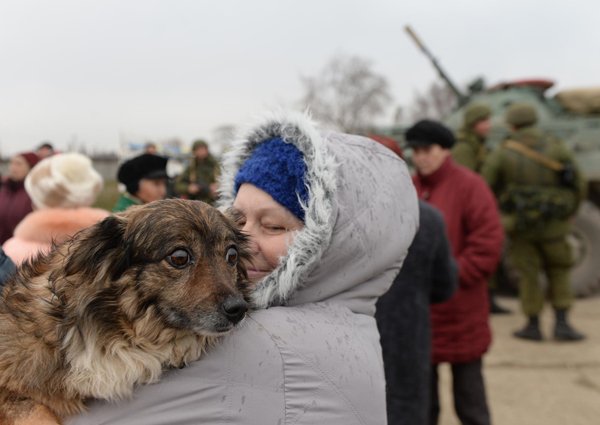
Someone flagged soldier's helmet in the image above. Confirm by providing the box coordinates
[192,139,209,151]
[464,102,491,128]
[505,103,538,127]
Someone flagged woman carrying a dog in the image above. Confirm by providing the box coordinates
[68,111,419,425]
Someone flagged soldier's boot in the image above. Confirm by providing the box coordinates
[553,309,585,341]
[489,289,512,315]
[513,316,543,341]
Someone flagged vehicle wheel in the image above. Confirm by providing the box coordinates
[568,201,600,297]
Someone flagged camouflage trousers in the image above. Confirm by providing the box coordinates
[508,236,574,316]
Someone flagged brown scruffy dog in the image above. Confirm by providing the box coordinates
[0,199,250,425]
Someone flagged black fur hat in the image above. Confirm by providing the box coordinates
[117,154,168,195]
[405,120,456,149]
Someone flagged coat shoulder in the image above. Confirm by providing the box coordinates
[452,162,490,192]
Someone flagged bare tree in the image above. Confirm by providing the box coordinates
[409,80,457,122]
[299,54,392,133]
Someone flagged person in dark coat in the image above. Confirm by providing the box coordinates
[406,120,504,425]
[376,200,457,425]
[113,154,169,212]
[0,152,40,244]
[0,247,16,288]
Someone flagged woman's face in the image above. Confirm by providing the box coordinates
[411,144,450,176]
[233,183,304,284]
[136,178,167,203]
[8,155,31,181]
[473,118,492,138]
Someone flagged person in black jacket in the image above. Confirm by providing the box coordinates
[376,200,457,425]
[0,247,16,288]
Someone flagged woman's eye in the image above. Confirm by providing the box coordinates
[166,249,191,268]
[226,247,238,266]
[263,224,286,233]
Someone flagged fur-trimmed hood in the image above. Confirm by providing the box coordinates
[218,111,419,315]
[2,207,109,265]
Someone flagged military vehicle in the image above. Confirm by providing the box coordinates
[395,26,600,296]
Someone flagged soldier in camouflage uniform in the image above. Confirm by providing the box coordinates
[453,103,512,315]
[175,140,219,205]
[452,102,492,172]
[482,103,587,341]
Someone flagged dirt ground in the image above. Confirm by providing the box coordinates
[437,295,600,425]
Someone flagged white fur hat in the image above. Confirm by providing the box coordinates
[25,153,104,210]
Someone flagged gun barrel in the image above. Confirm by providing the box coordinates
[404,25,468,105]
[404,25,428,54]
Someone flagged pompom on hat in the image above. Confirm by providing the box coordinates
[25,153,104,210]
[234,137,309,221]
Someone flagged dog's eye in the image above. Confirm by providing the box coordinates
[166,249,191,269]
[226,247,238,266]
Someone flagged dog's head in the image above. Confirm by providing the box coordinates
[61,199,250,336]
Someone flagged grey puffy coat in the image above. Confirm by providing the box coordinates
[67,111,419,425]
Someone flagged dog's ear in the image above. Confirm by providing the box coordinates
[64,215,131,281]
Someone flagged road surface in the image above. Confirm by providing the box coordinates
[437,295,600,425]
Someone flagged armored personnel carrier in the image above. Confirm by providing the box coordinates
[398,27,600,296]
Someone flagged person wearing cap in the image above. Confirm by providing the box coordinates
[482,102,587,342]
[406,119,503,425]
[36,141,56,159]
[144,142,158,155]
[452,102,492,173]
[113,153,169,212]
[174,139,219,204]
[67,111,419,425]
[2,153,109,265]
[452,103,511,315]
[0,152,40,244]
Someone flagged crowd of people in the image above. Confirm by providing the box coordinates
[0,104,588,424]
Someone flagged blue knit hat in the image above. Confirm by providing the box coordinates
[234,137,308,221]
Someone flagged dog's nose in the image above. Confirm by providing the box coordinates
[221,296,248,324]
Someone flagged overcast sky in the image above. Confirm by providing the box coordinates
[0,0,599,155]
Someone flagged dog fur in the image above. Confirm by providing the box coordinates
[0,199,249,424]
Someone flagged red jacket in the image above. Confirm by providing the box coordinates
[413,157,503,363]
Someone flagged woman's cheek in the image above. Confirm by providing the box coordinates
[267,234,291,266]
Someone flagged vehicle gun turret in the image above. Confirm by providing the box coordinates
[404,25,469,106]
